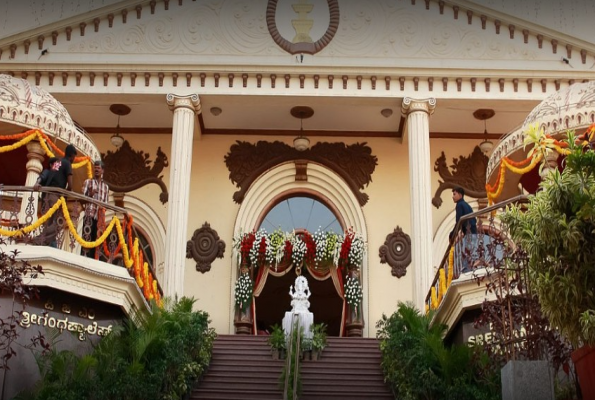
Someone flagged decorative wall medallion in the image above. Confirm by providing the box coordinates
[224,141,378,206]
[379,226,411,278]
[432,146,488,209]
[186,222,226,273]
[102,140,169,204]
[266,0,340,55]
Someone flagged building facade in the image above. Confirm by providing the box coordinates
[0,0,594,353]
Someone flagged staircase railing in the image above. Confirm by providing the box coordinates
[425,195,529,311]
[283,313,301,400]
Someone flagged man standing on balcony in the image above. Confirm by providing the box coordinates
[32,144,77,246]
[449,187,476,239]
[82,160,109,259]
[450,187,477,274]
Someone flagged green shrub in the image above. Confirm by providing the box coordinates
[19,297,216,400]
[267,324,286,350]
[376,302,500,400]
[310,323,327,352]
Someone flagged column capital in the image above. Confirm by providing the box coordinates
[166,93,201,114]
[401,97,436,116]
[26,139,46,159]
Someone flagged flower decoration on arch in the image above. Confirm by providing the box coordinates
[232,227,367,272]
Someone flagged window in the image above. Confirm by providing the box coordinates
[259,196,342,233]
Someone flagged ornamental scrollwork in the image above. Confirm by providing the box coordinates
[224,141,377,206]
[186,222,226,273]
[378,226,411,278]
[102,140,169,204]
[432,146,488,209]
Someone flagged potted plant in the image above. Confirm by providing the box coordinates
[310,323,328,361]
[502,127,595,398]
[267,324,286,360]
[301,336,312,360]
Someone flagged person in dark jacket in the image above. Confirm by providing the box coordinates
[450,187,478,274]
[449,187,477,240]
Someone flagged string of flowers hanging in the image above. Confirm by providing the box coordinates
[232,227,367,311]
[232,227,367,271]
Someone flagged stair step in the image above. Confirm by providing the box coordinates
[193,335,392,399]
[300,393,394,400]
[191,388,283,400]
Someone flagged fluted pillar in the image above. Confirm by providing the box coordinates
[19,140,45,223]
[164,93,201,298]
[402,97,436,310]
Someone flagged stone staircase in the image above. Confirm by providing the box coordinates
[300,337,394,399]
[190,334,394,400]
[190,335,283,399]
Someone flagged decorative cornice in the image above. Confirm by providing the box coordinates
[6,244,150,316]
[431,270,495,333]
[0,70,588,102]
[0,74,100,161]
[224,141,378,206]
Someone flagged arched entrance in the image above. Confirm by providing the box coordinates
[231,161,368,336]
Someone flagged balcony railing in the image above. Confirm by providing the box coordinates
[426,195,529,312]
[0,185,162,305]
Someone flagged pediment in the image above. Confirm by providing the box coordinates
[1,0,594,70]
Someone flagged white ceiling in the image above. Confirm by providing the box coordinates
[54,92,540,138]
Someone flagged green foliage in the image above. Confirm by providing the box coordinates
[279,322,302,400]
[376,302,500,400]
[310,323,327,351]
[19,297,216,400]
[267,324,286,350]
[502,132,595,347]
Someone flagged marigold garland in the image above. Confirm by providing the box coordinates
[447,247,454,287]
[438,268,446,303]
[0,129,92,179]
[486,124,575,205]
[430,286,438,310]
[0,195,160,306]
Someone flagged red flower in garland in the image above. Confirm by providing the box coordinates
[338,229,353,270]
[303,231,316,267]
[241,231,256,266]
[258,235,267,266]
[283,240,293,262]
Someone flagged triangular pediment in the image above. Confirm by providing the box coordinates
[1,0,594,70]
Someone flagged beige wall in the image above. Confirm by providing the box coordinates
[90,131,484,335]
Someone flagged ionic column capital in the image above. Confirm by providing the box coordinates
[401,97,436,116]
[166,93,201,114]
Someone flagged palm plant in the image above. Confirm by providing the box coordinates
[376,302,500,400]
[18,297,215,400]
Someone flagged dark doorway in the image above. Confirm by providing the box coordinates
[254,268,343,336]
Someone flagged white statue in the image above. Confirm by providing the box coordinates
[289,275,311,313]
[282,275,314,339]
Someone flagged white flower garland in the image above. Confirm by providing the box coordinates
[233,228,367,270]
[344,276,363,311]
[290,233,306,268]
[234,273,253,310]
[348,232,366,267]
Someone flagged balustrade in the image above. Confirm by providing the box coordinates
[426,195,529,312]
[0,185,162,304]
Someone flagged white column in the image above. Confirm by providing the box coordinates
[19,140,45,223]
[402,97,436,310]
[164,93,201,298]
